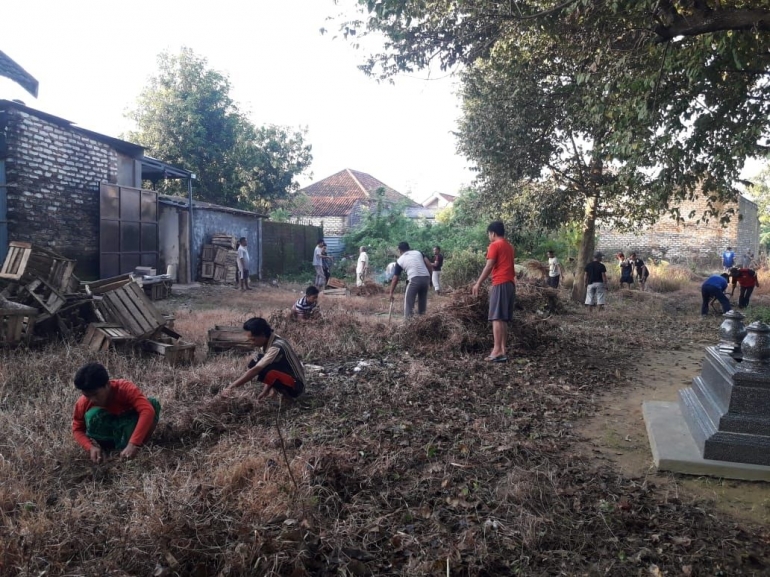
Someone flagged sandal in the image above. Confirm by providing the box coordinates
[491,355,508,363]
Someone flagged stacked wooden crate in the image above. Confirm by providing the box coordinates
[0,242,93,343]
[200,233,239,284]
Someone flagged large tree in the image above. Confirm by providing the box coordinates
[126,48,312,211]
[341,0,770,300]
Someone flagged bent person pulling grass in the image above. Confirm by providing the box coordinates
[72,362,160,463]
[220,317,305,402]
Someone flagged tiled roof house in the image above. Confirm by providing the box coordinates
[292,169,417,253]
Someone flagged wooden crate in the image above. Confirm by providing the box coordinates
[23,277,67,315]
[207,325,253,353]
[327,277,347,289]
[0,242,76,293]
[94,281,166,339]
[202,244,216,263]
[201,262,215,279]
[322,288,349,298]
[0,300,37,346]
[85,274,133,296]
[82,323,134,351]
[213,247,229,265]
[143,280,172,301]
[211,234,236,249]
[0,242,32,281]
[142,339,196,365]
[213,265,227,282]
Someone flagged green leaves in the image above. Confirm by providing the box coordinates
[125,48,312,212]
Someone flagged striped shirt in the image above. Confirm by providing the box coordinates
[293,296,317,318]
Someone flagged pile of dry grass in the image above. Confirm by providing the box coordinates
[524,258,549,279]
[398,283,564,354]
[351,281,384,297]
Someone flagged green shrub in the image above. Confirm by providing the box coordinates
[442,249,487,288]
[746,306,770,325]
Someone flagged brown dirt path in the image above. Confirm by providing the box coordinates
[578,344,770,525]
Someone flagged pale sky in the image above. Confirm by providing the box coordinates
[1,0,475,203]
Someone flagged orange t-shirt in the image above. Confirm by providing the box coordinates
[72,379,156,451]
[487,238,516,285]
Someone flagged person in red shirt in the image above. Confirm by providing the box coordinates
[737,268,760,308]
[72,363,160,463]
[472,221,516,363]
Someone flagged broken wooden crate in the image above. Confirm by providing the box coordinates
[82,323,134,351]
[0,241,76,293]
[0,298,37,346]
[207,325,253,354]
[89,277,166,339]
[142,327,195,365]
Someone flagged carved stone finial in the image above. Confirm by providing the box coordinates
[741,321,770,367]
[718,310,746,356]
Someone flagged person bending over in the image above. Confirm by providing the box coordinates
[72,362,160,463]
[293,285,320,320]
[221,317,305,402]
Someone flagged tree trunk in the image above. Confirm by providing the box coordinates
[570,192,600,303]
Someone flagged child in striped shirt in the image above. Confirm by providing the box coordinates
[293,285,320,320]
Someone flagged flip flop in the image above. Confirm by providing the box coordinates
[485,355,498,361]
[492,356,508,363]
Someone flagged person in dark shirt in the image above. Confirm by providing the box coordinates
[431,246,444,294]
[629,253,649,291]
[701,274,731,316]
[584,252,608,312]
[617,253,634,289]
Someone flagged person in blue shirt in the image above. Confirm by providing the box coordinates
[722,247,736,271]
[701,273,731,316]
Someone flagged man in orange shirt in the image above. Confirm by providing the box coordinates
[72,363,160,463]
[472,221,516,363]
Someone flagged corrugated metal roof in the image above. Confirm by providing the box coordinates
[158,194,267,218]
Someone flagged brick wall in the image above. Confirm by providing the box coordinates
[296,215,346,236]
[4,109,118,277]
[597,195,759,265]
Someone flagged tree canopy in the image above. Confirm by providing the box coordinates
[126,48,312,212]
[341,0,770,299]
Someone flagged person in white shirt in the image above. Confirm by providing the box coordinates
[546,250,565,289]
[237,237,251,291]
[356,246,369,287]
[388,241,434,318]
[312,240,326,289]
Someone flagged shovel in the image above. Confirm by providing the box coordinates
[388,299,394,323]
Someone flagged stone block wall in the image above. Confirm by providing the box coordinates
[597,195,760,266]
[4,109,118,277]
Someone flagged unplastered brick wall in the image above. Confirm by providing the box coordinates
[5,109,118,276]
[299,216,346,236]
[597,195,759,265]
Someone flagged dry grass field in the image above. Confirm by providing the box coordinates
[1,277,770,576]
